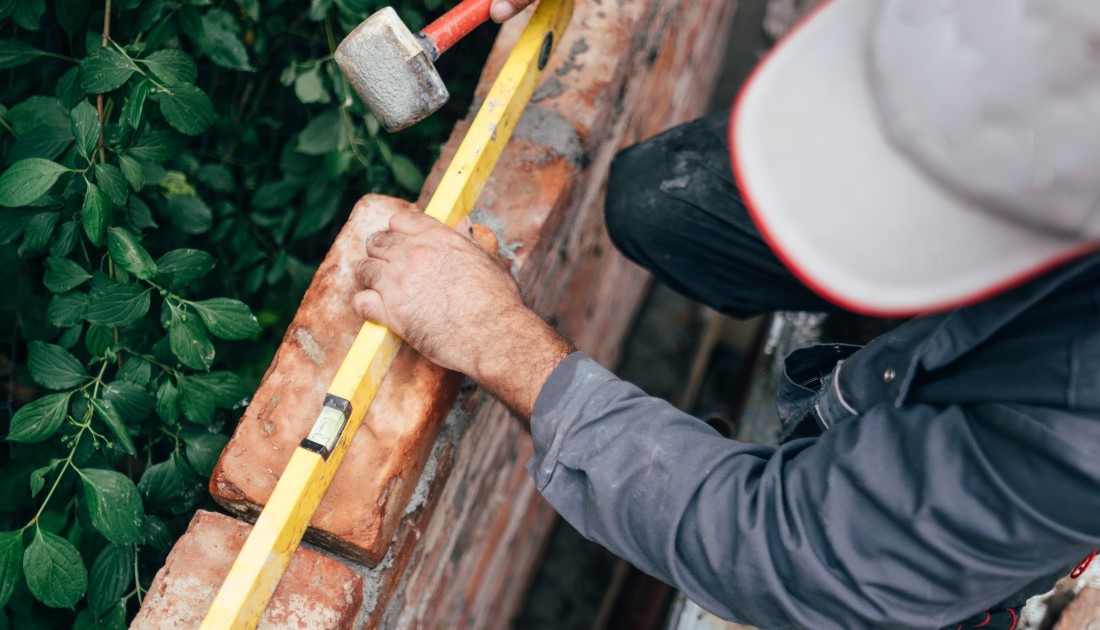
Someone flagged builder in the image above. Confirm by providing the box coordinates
[352,1,1100,628]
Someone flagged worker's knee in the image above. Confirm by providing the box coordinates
[604,142,668,260]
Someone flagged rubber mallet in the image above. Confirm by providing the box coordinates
[335,0,494,132]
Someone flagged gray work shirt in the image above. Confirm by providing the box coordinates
[528,256,1100,629]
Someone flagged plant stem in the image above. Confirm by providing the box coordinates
[25,416,89,530]
[132,544,145,605]
[97,0,113,162]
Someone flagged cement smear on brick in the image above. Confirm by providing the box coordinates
[514,105,584,166]
[532,76,565,102]
[294,327,327,365]
[470,208,521,267]
[347,400,476,628]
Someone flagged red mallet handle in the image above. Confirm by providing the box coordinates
[421,0,492,58]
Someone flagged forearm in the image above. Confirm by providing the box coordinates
[466,305,574,420]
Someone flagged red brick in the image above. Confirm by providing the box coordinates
[130,511,362,629]
[209,195,474,565]
[1056,586,1100,630]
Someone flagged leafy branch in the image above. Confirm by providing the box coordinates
[0,0,465,624]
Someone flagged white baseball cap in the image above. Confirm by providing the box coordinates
[732,0,1100,316]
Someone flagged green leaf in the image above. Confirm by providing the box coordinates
[70,100,99,161]
[308,0,333,21]
[12,0,44,30]
[166,194,212,234]
[296,109,341,155]
[138,453,201,514]
[77,468,145,543]
[56,67,86,110]
[158,83,214,136]
[127,129,185,163]
[89,399,137,456]
[176,376,214,425]
[93,163,128,206]
[0,210,31,245]
[183,430,228,477]
[28,341,87,390]
[199,10,254,71]
[141,49,198,85]
[50,220,79,257]
[190,298,260,340]
[120,81,149,130]
[0,158,69,207]
[22,212,59,254]
[85,324,114,358]
[188,371,250,408]
[75,603,127,630]
[155,248,215,289]
[6,96,68,135]
[118,154,145,191]
[30,460,61,497]
[155,379,179,424]
[195,164,234,192]
[144,515,172,552]
[117,357,151,386]
[102,381,155,423]
[81,183,111,247]
[0,531,24,608]
[80,47,137,94]
[169,309,214,370]
[251,179,301,210]
[43,257,91,293]
[87,545,132,619]
[7,125,74,163]
[8,392,72,443]
[106,227,156,279]
[0,39,44,70]
[293,66,330,104]
[57,324,83,350]
[84,283,150,327]
[389,154,424,193]
[47,292,88,328]
[23,529,86,609]
[55,0,89,37]
[176,7,205,42]
[292,182,344,240]
[129,195,158,230]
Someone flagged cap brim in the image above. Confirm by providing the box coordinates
[730,0,1096,317]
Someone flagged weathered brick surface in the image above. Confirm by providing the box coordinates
[1056,587,1100,630]
[130,511,362,629]
[209,195,480,564]
[379,1,740,627]
[141,0,738,627]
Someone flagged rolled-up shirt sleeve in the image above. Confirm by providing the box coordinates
[528,352,1100,629]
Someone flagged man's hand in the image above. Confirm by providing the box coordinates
[490,0,536,23]
[353,210,573,419]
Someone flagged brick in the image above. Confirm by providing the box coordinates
[130,511,361,629]
[209,195,471,565]
[1056,586,1100,630]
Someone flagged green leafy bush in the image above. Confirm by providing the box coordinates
[0,0,480,626]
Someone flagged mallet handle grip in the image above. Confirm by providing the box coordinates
[421,0,492,57]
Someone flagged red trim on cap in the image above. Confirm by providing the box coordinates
[727,1,1099,318]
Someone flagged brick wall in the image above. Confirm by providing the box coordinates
[134,0,739,627]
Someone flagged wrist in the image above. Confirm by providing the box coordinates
[471,306,573,421]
